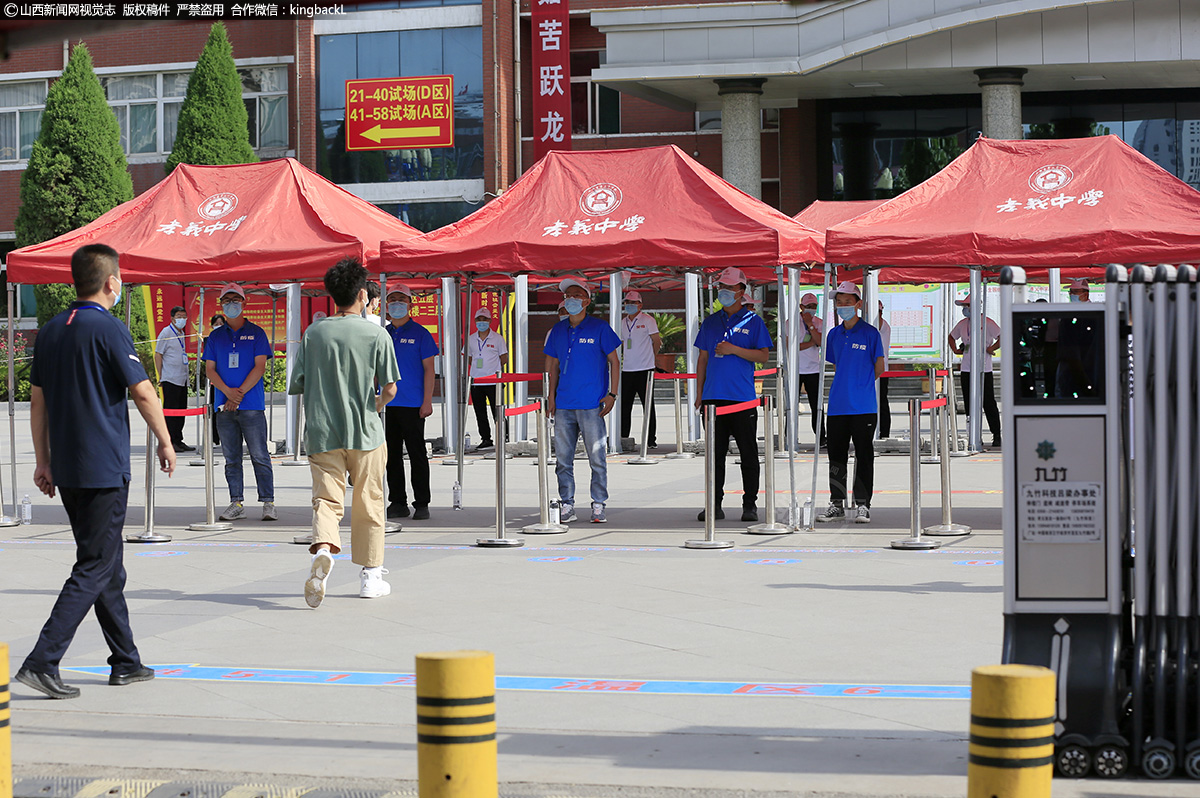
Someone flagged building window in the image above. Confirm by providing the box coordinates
[316,27,484,183]
[239,66,290,150]
[569,50,619,135]
[0,81,47,162]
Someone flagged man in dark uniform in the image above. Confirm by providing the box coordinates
[16,244,176,700]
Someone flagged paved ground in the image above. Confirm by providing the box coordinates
[3,403,1194,796]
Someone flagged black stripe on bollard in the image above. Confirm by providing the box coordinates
[970,714,1055,728]
[969,733,1055,748]
[416,694,494,707]
[968,754,1055,769]
[417,713,496,726]
[417,732,497,745]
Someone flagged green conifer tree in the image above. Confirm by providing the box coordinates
[166,22,258,173]
[14,43,134,327]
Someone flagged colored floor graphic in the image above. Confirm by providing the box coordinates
[61,664,971,700]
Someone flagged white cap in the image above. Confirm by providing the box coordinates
[715,266,748,287]
[831,280,861,299]
[559,277,592,299]
[625,290,643,303]
[386,283,414,300]
[219,283,246,301]
[474,307,491,319]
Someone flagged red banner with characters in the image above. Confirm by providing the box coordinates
[531,0,571,162]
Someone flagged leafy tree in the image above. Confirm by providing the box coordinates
[895,136,962,193]
[14,43,134,327]
[166,22,258,173]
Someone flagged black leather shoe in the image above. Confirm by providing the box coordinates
[412,506,430,520]
[388,504,410,519]
[697,507,725,521]
[741,507,759,522]
[16,667,80,699]
[173,442,195,452]
[109,666,155,686]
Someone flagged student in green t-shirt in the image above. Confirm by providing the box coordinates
[288,258,400,608]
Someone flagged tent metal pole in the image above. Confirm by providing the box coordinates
[685,273,700,440]
[784,267,800,527]
[441,276,461,459]
[6,283,18,522]
[968,268,984,451]
[608,272,622,455]
[514,274,529,442]
[1048,266,1061,302]
[269,289,277,445]
[284,283,302,455]
[806,262,833,529]
[863,268,881,440]
[195,287,205,455]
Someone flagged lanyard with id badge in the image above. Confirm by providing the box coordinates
[475,334,488,372]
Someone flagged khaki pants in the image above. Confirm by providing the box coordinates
[308,444,387,568]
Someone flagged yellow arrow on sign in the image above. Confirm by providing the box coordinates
[362,124,442,144]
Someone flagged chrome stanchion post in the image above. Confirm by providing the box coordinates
[924,398,971,536]
[748,394,792,534]
[127,426,171,543]
[281,396,309,466]
[774,372,786,459]
[628,370,657,465]
[892,399,940,550]
[478,399,523,547]
[922,366,940,464]
[190,406,232,532]
[524,402,567,534]
[685,404,734,549]
[946,365,968,457]
[667,377,693,459]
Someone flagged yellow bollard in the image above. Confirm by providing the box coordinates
[416,651,497,798]
[2,642,11,798]
[968,664,1056,798]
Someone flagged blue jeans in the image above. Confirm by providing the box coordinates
[214,409,274,503]
[554,407,608,507]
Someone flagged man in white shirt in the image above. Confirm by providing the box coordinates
[466,307,508,450]
[794,292,826,447]
[154,305,193,452]
[876,300,893,438]
[364,282,382,327]
[948,293,1001,447]
[618,291,662,449]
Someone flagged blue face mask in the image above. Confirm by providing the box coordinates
[717,289,737,307]
[223,301,242,319]
[112,279,122,306]
[388,302,408,318]
[836,306,857,322]
[624,303,638,315]
[564,297,585,316]
[476,320,490,333]
[962,306,971,317]
[1068,293,1080,303]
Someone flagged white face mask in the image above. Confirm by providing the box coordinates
[173,317,187,330]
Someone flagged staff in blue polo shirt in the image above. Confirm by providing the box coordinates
[544,277,622,524]
[385,283,439,521]
[204,283,276,522]
[816,281,885,524]
[693,267,772,522]
[16,244,173,700]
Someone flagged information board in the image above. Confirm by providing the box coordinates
[345,76,454,152]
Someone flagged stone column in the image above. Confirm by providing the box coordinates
[975,68,1027,140]
[836,122,879,200]
[715,78,765,199]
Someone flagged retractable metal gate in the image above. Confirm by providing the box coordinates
[1000,265,1200,781]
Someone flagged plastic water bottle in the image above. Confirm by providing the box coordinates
[464,432,472,451]
[452,480,462,511]
[802,497,813,528]
[21,493,32,524]
[549,499,560,526]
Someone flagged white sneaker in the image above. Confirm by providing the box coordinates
[262,502,278,521]
[359,567,391,599]
[305,550,334,608]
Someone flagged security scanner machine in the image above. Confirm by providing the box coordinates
[1000,265,1200,780]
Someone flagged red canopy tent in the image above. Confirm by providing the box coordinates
[379,145,825,282]
[6,157,419,284]
[825,135,1200,268]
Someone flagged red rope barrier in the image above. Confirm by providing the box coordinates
[753,368,777,377]
[654,372,698,380]
[473,373,541,385]
[921,397,948,410]
[879,370,933,379]
[715,398,761,416]
[935,369,949,377]
[504,402,540,417]
[162,407,207,417]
